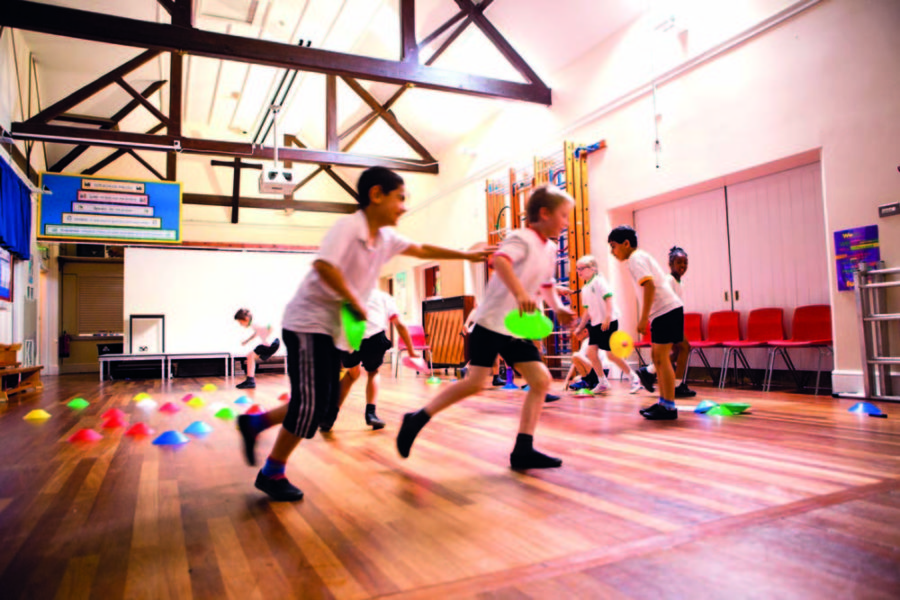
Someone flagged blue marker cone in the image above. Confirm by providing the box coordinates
[694,400,718,414]
[153,430,189,445]
[848,402,883,416]
[502,368,519,390]
[234,395,252,405]
[184,421,213,435]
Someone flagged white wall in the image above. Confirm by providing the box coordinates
[124,247,314,355]
[388,0,900,393]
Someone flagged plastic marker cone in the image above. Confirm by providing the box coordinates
[181,393,194,403]
[133,392,151,402]
[575,389,593,396]
[101,408,126,421]
[153,430,189,445]
[159,402,181,414]
[341,303,366,351]
[234,395,251,405]
[187,397,206,408]
[245,404,265,415]
[278,392,289,402]
[136,399,158,411]
[609,330,634,359]
[720,402,751,414]
[202,383,217,392]
[504,310,553,340]
[24,409,51,421]
[102,415,128,428]
[184,421,213,435]
[215,407,236,420]
[67,398,89,410]
[501,368,519,390]
[125,423,154,437]
[848,402,883,416]
[68,428,102,443]
[694,400,718,414]
[706,406,736,416]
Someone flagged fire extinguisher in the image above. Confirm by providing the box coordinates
[59,330,71,358]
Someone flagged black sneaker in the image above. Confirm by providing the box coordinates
[568,380,589,391]
[510,449,563,470]
[639,403,678,420]
[237,415,259,466]
[674,383,697,398]
[492,375,505,387]
[636,367,656,393]
[544,393,561,403]
[236,378,256,389]
[254,472,304,501]
[365,411,386,430]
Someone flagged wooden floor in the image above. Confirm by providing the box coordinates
[1,371,899,599]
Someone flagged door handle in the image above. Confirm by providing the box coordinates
[724,291,729,302]
[735,290,740,301]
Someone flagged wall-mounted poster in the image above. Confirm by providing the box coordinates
[834,225,880,291]
[0,246,12,302]
[38,173,181,244]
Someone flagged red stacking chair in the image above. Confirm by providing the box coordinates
[720,308,784,389]
[765,305,833,394]
[393,324,433,377]
[680,313,703,383]
[687,311,740,384]
[633,327,653,367]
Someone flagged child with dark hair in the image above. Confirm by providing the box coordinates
[608,226,683,420]
[234,308,280,389]
[236,166,491,501]
[397,184,576,470]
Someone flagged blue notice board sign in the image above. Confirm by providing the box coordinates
[38,173,181,243]
[834,225,880,291]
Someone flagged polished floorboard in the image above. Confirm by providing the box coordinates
[0,371,898,599]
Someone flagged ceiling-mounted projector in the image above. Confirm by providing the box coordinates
[259,168,294,194]
[258,104,294,195]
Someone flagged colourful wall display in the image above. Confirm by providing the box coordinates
[834,225,880,291]
[38,173,181,244]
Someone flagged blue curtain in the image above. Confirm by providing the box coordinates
[0,158,32,260]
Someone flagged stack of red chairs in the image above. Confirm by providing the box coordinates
[687,311,740,384]
[720,308,784,389]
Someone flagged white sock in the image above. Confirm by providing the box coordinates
[646,364,657,375]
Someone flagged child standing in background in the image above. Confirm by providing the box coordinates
[234,308,280,390]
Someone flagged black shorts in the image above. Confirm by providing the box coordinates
[651,307,684,345]
[340,331,392,373]
[282,329,341,439]
[468,324,542,368]
[253,338,280,361]
[587,319,618,351]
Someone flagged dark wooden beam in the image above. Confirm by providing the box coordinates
[50,81,166,173]
[156,0,175,18]
[454,0,546,87]
[82,123,166,175]
[184,194,356,214]
[53,114,117,127]
[283,134,357,201]
[114,76,170,126]
[167,48,183,179]
[341,77,435,163]
[400,0,418,63]
[26,49,160,124]
[419,10,466,49]
[2,1,550,104]
[126,149,165,180]
[211,157,263,224]
[11,122,439,172]
[325,75,337,152]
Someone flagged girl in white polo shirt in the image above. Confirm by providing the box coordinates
[397,185,576,471]
[237,167,491,502]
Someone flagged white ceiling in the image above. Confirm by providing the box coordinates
[17,0,643,178]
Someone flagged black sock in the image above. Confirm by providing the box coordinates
[583,370,600,387]
[366,404,376,414]
[513,433,534,453]
[397,409,430,458]
[247,376,255,381]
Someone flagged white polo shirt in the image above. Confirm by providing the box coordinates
[626,249,683,320]
[364,289,399,339]
[249,320,272,344]
[582,273,619,325]
[666,274,684,301]
[474,227,557,335]
[282,210,410,349]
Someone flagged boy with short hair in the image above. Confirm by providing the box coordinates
[237,167,491,501]
[608,225,683,420]
[326,288,417,431]
[396,184,575,470]
[234,308,280,390]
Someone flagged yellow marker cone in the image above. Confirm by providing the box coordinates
[24,409,51,420]
[201,383,217,392]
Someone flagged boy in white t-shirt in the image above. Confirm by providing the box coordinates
[234,308,280,390]
[397,185,575,470]
[236,167,491,501]
[326,289,417,431]
[571,255,642,394]
[608,226,684,420]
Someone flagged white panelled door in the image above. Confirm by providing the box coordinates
[635,188,732,332]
